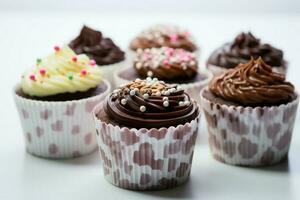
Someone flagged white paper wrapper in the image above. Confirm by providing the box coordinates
[13,79,111,159]
[114,66,212,104]
[207,63,287,77]
[200,88,299,166]
[93,103,200,190]
[99,59,128,90]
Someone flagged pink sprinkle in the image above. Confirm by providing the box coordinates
[72,56,77,62]
[80,69,87,76]
[39,68,46,76]
[29,74,36,81]
[89,60,96,66]
[54,45,60,52]
[169,34,178,42]
[166,48,174,56]
[143,53,152,60]
[162,60,169,65]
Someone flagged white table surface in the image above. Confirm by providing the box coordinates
[1,12,300,200]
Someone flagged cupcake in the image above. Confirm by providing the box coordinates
[14,46,110,159]
[129,24,198,57]
[200,58,298,166]
[115,47,212,103]
[207,32,286,76]
[93,78,200,190]
[69,25,126,88]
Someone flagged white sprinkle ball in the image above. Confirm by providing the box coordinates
[179,101,184,106]
[143,93,149,99]
[153,78,158,82]
[135,62,142,69]
[147,71,153,77]
[146,77,152,82]
[163,97,168,101]
[155,91,161,96]
[163,101,169,107]
[140,106,146,112]
[121,99,127,105]
[130,90,136,96]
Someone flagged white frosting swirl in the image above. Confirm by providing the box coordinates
[21,46,102,97]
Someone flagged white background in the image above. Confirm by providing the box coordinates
[1,1,300,200]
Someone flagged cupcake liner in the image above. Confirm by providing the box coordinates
[207,63,287,77]
[93,103,200,190]
[98,59,128,90]
[13,79,111,159]
[200,88,299,166]
[114,66,212,104]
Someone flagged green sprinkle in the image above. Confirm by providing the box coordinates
[67,73,73,80]
[36,58,42,65]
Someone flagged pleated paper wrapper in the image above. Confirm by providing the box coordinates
[93,103,200,190]
[13,79,111,159]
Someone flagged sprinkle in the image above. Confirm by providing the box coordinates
[169,34,178,42]
[182,65,187,70]
[89,60,96,66]
[137,48,143,54]
[129,90,136,96]
[179,101,184,106]
[143,93,149,99]
[189,60,196,66]
[153,78,158,82]
[140,106,146,112]
[121,99,127,105]
[80,69,87,76]
[163,101,169,107]
[147,71,153,77]
[184,101,190,105]
[135,62,142,69]
[36,58,42,65]
[162,60,169,65]
[177,86,183,91]
[29,74,36,81]
[163,97,168,101]
[135,78,141,82]
[54,45,60,52]
[155,91,161,96]
[134,88,139,92]
[164,91,170,96]
[146,77,152,82]
[67,73,73,80]
[169,88,176,93]
[39,68,46,76]
[71,56,77,62]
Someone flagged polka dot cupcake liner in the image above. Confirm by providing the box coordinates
[200,88,299,166]
[206,63,287,77]
[114,66,212,104]
[13,79,111,159]
[93,103,200,190]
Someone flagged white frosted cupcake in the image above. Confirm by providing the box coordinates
[69,25,126,88]
[14,45,110,159]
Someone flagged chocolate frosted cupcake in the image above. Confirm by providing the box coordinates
[14,46,110,159]
[69,25,126,87]
[200,58,298,166]
[207,32,286,76]
[115,47,212,103]
[130,24,197,52]
[93,78,200,190]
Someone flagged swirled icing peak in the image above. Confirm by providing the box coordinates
[69,25,125,65]
[208,32,284,68]
[134,47,198,80]
[21,45,102,97]
[104,77,199,128]
[209,58,294,106]
[130,24,197,52]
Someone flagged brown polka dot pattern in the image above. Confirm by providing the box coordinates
[94,105,200,190]
[200,89,299,166]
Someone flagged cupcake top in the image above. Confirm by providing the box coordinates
[207,32,284,69]
[130,24,197,52]
[133,47,198,80]
[21,46,102,97]
[104,77,199,128]
[69,25,125,65]
[209,58,294,106]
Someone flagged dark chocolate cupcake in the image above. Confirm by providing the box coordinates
[130,24,198,52]
[69,25,126,87]
[93,78,200,190]
[14,46,110,158]
[207,32,286,76]
[200,58,298,166]
[115,47,212,103]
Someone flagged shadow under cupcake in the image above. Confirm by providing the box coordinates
[207,32,287,76]
[93,78,200,190]
[14,46,110,159]
[200,58,298,166]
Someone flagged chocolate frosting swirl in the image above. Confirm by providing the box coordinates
[208,32,284,69]
[105,78,199,128]
[69,25,125,65]
[209,58,294,106]
[130,25,197,52]
[134,47,198,80]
